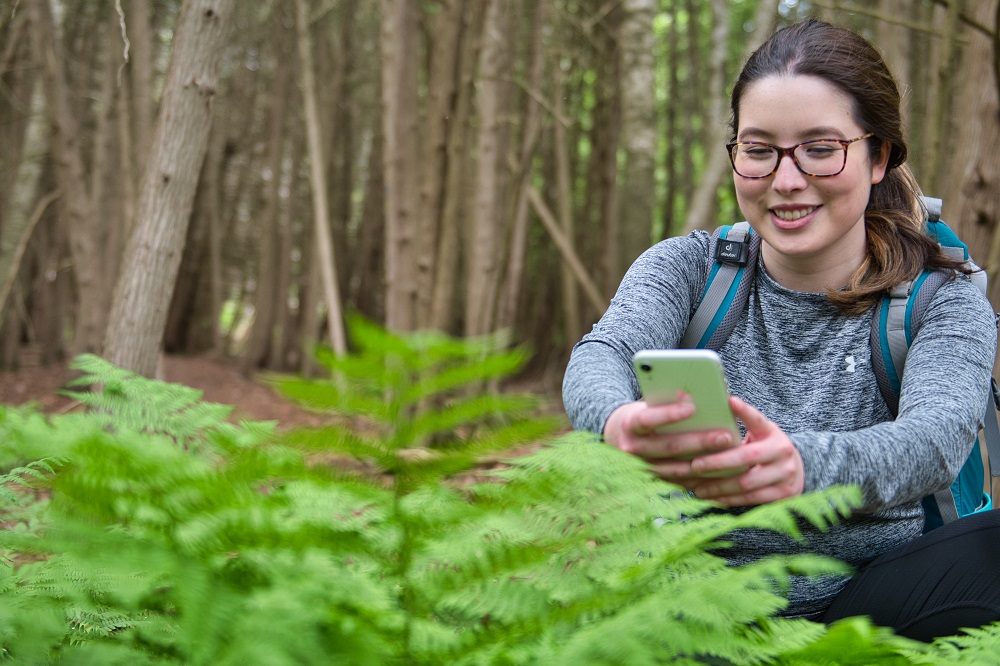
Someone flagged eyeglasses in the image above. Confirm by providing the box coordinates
[726,133,874,178]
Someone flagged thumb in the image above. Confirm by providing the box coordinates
[728,396,774,438]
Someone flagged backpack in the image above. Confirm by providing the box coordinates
[679,196,1000,533]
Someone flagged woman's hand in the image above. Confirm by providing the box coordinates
[603,397,742,484]
[688,396,804,506]
[604,396,804,506]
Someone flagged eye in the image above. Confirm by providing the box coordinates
[741,146,775,159]
[802,142,841,158]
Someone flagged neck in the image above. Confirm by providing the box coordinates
[760,241,866,293]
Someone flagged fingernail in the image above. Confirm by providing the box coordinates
[715,434,731,446]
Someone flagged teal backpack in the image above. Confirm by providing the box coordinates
[679,197,1000,532]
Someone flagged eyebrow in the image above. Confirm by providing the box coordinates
[737,126,849,142]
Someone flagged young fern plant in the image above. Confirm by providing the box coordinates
[271,314,563,486]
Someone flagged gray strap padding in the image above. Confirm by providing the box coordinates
[885,281,912,381]
[921,196,942,222]
[984,386,1000,479]
[970,265,988,295]
[680,222,751,349]
[934,488,961,525]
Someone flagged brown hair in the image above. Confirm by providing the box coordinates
[730,19,966,315]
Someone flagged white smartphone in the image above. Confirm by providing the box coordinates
[632,349,742,445]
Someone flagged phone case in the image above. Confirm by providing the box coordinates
[632,349,741,442]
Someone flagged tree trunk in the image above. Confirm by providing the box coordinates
[618,0,658,267]
[241,14,291,372]
[28,0,107,357]
[415,0,465,328]
[465,0,509,337]
[946,0,1000,303]
[129,0,156,176]
[497,0,546,332]
[553,65,584,344]
[662,3,680,237]
[597,7,623,296]
[103,0,234,377]
[295,0,347,356]
[350,131,386,325]
[430,0,484,333]
[381,0,422,333]
[926,0,964,195]
[0,10,34,246]
[683,0,779,234]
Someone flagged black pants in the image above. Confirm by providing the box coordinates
[821,508,1000,641]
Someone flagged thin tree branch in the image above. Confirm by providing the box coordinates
[526,186,608,314]
[0,189,60,323]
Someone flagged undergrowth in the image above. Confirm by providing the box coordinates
[0,318,998,664]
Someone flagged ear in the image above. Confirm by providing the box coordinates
[870,140,891,184]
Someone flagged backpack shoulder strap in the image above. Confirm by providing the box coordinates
[871,270,950,413]
[872,197,1000,527]
[680,222,760,349]
[923,196,989,293]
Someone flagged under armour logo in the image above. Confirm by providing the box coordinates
[845,355,857,373]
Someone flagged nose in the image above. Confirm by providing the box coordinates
[771,154,808,193]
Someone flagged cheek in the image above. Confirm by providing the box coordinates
[733,177,768,205]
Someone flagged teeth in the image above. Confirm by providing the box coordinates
[773,207,816,221]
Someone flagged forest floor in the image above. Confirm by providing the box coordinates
[0,355,568,431]
[0,356,345,427]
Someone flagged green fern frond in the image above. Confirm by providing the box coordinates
[67,355,233,440]
[5,330,999,663]
[772,615,925,665]
[903,621,1000,665]
[0,459,61,507]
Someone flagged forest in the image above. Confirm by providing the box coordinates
[3,1,1000,662]
[1,0,998,388]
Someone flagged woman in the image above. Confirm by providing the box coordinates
[562,19,1000,640]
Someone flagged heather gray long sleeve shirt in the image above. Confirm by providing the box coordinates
[562,230,997,617]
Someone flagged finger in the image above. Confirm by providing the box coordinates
[697,478,802,506]
[638,430,737,461]
[632,400,695,435]
[648,459,702,485]
[728,396,775,438]
[693,459,800,504]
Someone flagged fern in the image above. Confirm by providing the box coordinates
[2,319,999,663]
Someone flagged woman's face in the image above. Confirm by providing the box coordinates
[733,74,890,290]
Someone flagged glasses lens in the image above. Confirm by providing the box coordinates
[731,144,778,178]
[792,140,847,176]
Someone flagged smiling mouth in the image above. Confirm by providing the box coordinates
[772,206,817,221]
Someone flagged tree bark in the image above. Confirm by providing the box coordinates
[553,64,583,345]
[925,0,964,195]
[497,0,546,333]
[430,0,484,333]
[103,0,234,377]
[294,0,347,356]
[241,14,291,372]
[465,0,508,337]
[618,0,658,267]
[28,0,107,357]
[946,1,1000,304]
[381,0,422,333]
[416,0,466,328]
[683,0,779,234]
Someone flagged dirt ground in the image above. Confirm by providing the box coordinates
[0,355,568,432]
[0,355,332,428]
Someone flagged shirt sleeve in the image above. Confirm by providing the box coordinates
[561,232,710,434]
[792,276,997,512]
